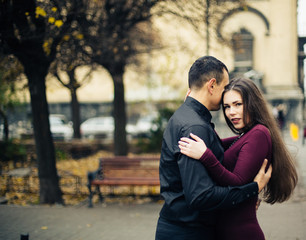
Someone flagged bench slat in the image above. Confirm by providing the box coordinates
[92,178,160,186]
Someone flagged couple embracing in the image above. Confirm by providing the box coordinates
[155,56,298,240]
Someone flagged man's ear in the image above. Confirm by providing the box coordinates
[184,88,191,102]
[207,78,216,95]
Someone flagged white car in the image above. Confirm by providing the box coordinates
[80,116,114,139]
[127,116,157,138]
[49,114,73,141]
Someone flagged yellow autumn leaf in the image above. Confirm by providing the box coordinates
[25,12,29,16]
[16,177,23,183]
[41,226,48,230]
[51,7,57,12]
[43,40,52,56]
[35,6,47,18]
[48,17,55,24]
[54,20,63,28]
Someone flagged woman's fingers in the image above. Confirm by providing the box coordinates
[180,135,202,144]
[180,137,193,143]
[189,133,203,142]
[178,141,190,155]
[181,133,203,143]
[178,140,188,147]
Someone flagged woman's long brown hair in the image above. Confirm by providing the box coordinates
[222,78,298,204]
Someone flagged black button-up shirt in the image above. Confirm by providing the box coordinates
[159,97,258,226]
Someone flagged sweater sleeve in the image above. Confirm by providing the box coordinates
[221,136,237,150]
[199,129,271,186]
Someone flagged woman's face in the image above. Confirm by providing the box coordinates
[223,90,246,130]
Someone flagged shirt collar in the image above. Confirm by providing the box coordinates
[184,96,212,124]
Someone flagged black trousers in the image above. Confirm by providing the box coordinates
[155,217,215,240]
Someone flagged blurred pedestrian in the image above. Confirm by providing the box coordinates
[273,104,286,131]
[179,78,298,240]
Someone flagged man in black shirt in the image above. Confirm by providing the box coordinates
[155,56,271,240]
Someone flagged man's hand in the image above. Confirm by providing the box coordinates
[256,198,262,210]
[253,159,272,193]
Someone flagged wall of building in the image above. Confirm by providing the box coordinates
[210,0,304,126]
[41,0,303,127]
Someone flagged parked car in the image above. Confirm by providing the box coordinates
[80,116,114,139]
[127,116,157,139]
[49,114,73,141]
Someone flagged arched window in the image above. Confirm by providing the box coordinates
[232,28,254,73]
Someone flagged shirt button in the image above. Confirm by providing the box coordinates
[247,194,250,197]
[232,201,235,205]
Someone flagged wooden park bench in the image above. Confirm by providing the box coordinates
[87,156,160,207]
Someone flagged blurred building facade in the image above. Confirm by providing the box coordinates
[207,0,304,127]
[41,0,304,128]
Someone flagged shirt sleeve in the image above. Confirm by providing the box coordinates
[199,129,271,186]
[177,124,259,211]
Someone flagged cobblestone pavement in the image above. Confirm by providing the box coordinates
[0,130,306,240]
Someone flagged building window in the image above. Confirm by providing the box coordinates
[232,28,254,72]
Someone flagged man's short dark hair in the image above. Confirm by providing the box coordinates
[188,56,228,89]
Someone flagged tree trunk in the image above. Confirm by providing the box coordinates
[113,73,128,156]
[68,70,81,139]
[26,66,63,204]
[70,88,81,139]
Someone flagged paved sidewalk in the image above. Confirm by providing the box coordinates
[0,194,305,240]
[0,131,306,240]
[0,201,161,240]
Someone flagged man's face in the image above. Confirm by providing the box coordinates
[210,69,229,111]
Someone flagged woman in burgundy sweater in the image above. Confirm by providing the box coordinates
[179,78,298,240]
